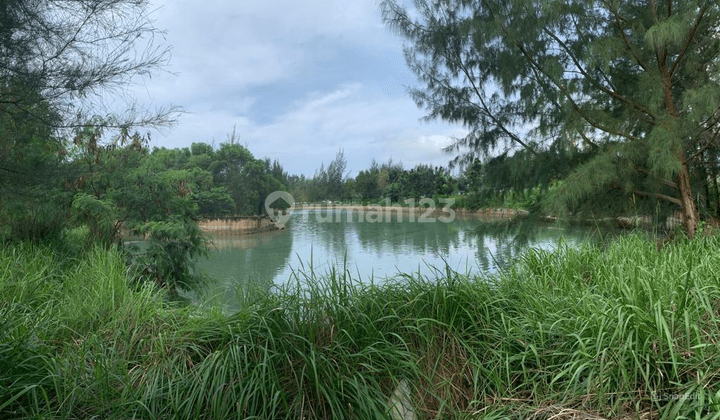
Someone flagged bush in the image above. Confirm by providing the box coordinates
[128,217,208,294]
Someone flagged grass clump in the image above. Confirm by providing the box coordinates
[1,234,720,419]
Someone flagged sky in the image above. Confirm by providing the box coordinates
[130,0,467,177]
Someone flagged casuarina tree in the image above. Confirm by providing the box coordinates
[382,0,720,237]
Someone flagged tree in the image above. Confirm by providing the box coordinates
[0,0,177,132]
[1,0,178,243]
[356,160,382,200]
[145,146,235,217]
[210,142,285,215]
[326,149,348,200]
[308,150,349,201]
[383,0,720,237]
[69,139,208,294]
[266,158,289,187]
[378,159,405,202]
[0,85,67,242]
[210,143,259,214]
[287,174,313,203]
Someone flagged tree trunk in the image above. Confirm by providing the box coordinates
[677,163,699,239]
[657,46,699,237]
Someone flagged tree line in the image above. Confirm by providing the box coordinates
[286,150,458,204]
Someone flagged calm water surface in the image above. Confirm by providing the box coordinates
[194,209,610,310]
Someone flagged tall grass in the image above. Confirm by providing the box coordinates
[1,235,720,419]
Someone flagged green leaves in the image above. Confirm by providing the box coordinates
[644,12,693,51]
[647,122,683,180]
[545,150,619,215]
[132,217,208,293]
[383,0,720,231]
[71,193,118,246]
[682,86,720,124]
[209,142,286,215]
[65,140,212,293]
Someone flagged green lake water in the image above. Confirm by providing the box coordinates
[193,209,613,311]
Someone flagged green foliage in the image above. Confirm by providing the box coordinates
[71,193,118,246]
[355,160,383,200]
[0,0,202,293]
[399,163,454,199]
[66,127,212,293]
[644,12,693,50]
[63,134,290,293]
[290,156,466,205]
[4,235,720,418]
[0,80,70,244]
[1,119,291,292]
[0,0,178,131]
[310,149,349,201]
[209,142,286,215]
[458,145,591,211]
[382,0,720,234]
[194,187,235,216]
[131,217,208,293]
[648,121,684,180]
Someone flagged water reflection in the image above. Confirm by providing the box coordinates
[196,209,612,310]
[468,218,608,271]
[351,216,466,266]
[194,228,293,311]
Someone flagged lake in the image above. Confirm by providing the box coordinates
[193,208,612,311]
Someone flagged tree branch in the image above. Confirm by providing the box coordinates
[541,26,657,124]
[632,164,678,189]
[452,54,541,155]
[611,184,682,206]
[669,3,708,77]
[601,0,653,73]
[480,0,643,143]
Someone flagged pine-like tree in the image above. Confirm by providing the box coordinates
[383,0,720,237]
[1,0,179,241]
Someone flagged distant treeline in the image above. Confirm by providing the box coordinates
[284,151,457,205]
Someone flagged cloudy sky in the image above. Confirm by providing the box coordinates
[130,0,467,177]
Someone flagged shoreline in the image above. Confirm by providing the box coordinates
[195,204,685,237]
[295,203,528,219]
[295,204,683,229]
[197,216,280,235]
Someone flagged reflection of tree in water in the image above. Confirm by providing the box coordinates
[303,210,349,256]
[469,217,615,272]
[346,212,610,274]
[351,213,463,258]
[194,229,293,312]
[193,211,619,311]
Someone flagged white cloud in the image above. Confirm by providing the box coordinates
[136,0,468,176]
[237,84,465,175]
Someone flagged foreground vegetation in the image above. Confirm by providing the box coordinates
[2,234,720,419]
